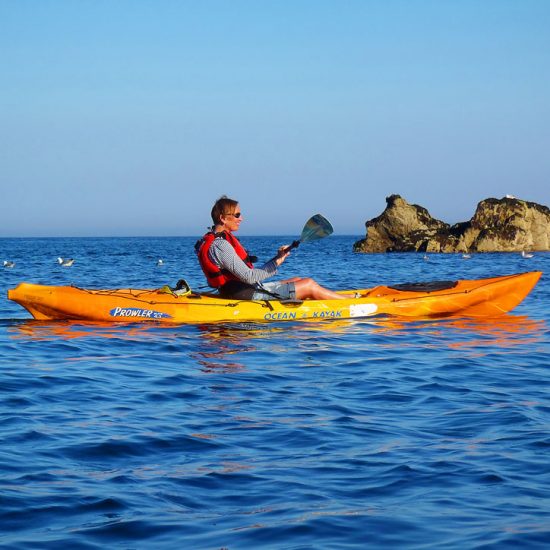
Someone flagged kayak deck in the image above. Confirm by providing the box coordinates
[7,271,542,324]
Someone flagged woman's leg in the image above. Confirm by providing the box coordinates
[293,278,347,300]
[278,277,303,284]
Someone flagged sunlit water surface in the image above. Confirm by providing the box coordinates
[1,236,549,549]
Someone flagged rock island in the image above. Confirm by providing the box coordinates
[353,195,550,253]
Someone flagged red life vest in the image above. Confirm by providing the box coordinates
[195,231,254,289]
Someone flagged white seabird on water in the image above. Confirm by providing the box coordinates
[157,259,164,266]
[58,257,75,267]
[521,251,534,259]
[3,260,15,268]
[462,254,471,259]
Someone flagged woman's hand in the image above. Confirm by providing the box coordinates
[275,245,290,266]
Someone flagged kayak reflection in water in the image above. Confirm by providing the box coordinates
[195,196,349,301]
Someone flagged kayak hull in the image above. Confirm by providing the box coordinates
[7,272,542,324]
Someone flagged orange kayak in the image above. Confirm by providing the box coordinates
[7,271,542,324]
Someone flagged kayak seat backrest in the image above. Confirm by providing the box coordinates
[388,280,458,293]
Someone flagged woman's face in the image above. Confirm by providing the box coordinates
[220,204,243,232]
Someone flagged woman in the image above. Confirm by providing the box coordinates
[196,196,349,300]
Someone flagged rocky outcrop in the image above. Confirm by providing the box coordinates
[353,194,550,253]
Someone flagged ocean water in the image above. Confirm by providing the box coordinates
[1,236,549,549]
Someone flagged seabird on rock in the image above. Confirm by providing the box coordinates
[505,194,516,199]
[58,257,75,267]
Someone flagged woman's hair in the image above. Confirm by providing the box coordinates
[211,195,239,225]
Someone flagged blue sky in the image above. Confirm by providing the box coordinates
[1,0,549,237]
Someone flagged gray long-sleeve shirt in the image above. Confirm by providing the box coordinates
[208,238,278,285]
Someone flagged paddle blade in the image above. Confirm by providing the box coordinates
[300,214,334,244]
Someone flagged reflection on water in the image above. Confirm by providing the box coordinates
[196,314,547,372]
[6,319,163,341]
[369,314,546,348]
[6,314,546,374]
[8,313,545,348]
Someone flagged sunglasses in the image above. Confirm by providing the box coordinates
[227,212,242,218]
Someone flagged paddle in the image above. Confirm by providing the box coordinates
[274,214,334,260]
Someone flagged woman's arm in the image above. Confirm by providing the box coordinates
[209,239,278,285]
